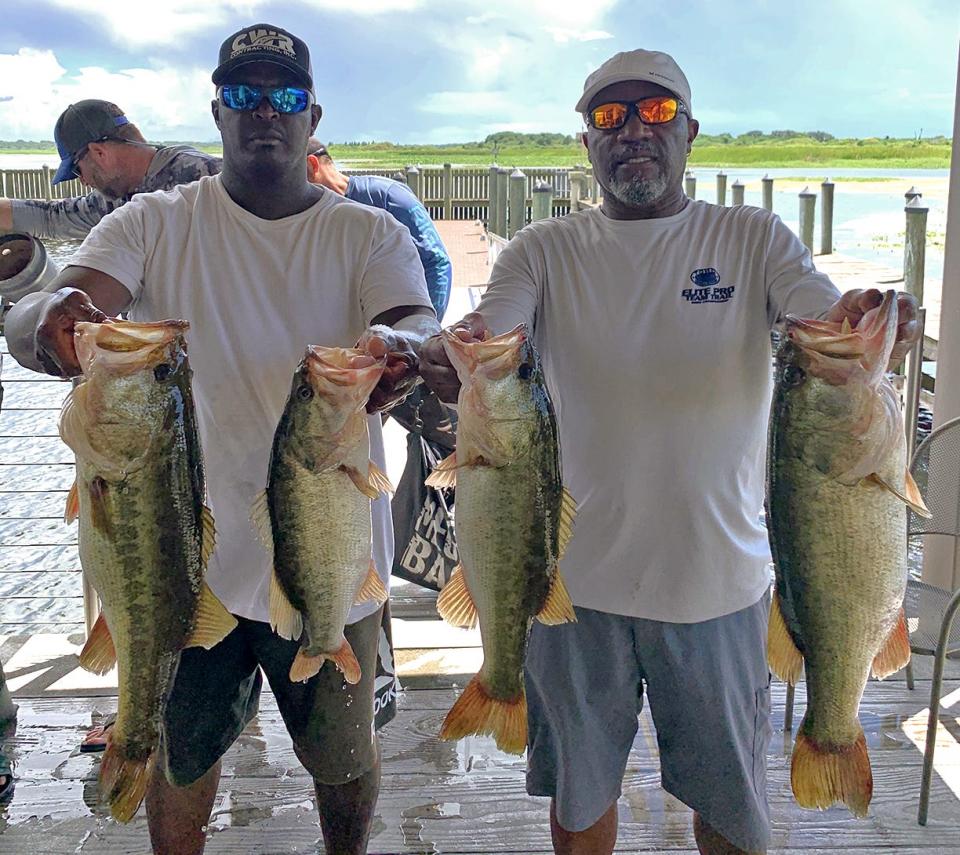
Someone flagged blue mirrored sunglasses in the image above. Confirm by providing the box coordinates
[218,84,312,114]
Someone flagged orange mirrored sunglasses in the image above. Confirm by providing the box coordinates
[586,96,686,130]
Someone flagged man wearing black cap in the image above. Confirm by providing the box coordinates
[6,22,437,855]
[0,100,220,239]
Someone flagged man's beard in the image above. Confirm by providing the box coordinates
[604,170,669,208]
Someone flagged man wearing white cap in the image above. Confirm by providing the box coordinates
[421,48,920,854]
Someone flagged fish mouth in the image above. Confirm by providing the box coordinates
[75,320,189,374]
[442,324,526,379]
[302,345,386,391]
[784,291,898,384]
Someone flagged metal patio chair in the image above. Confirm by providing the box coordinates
[903,416,960,825]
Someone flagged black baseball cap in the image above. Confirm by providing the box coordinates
[52,100,131,185]
[212,24,314,93]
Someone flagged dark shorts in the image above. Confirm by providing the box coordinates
[525,593,772,853]
[162,603,397,787]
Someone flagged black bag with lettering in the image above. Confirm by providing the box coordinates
[389,388,458,591]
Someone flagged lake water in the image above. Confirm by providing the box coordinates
[1,155,948,283]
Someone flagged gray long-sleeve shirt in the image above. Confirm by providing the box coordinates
[10,145,222,240]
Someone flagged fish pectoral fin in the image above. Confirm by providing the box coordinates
[355,562,388,606]
[65,479,80,524]
[249,490,274,552]
[367,461,395,496]
[872,607,911,679]
[791,726,872,817]
[425,452,457,489]
[436,566,479,629]
[558,487,578,560]
[78,612,117,675]
[201,504,216,567]
[184,582,238,650]
[864,472,932,518]
[767,590,805,685]
[439,675,528,755]
[341,465,381,500]
[269,570,304,641]
[290,639,361,685]
[536,572,577,625]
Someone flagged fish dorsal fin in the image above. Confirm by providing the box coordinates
[865,471,932,518]
[65,479,80,524]
[269,569,303,641]
[436,566,478,629]
[872,607,911,679]
[367,461,395,496]
[767,590,804,685]
[184,582,238,649]
[355,562,388,605]
[558,487,577,561]
[78,612,116,675]
[250,490,274,551]
[425,452,457,489]
[341,465,381,500]
[201,504,216,567]
[536,571,577,625]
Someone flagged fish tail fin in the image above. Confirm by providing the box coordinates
[290,638,361,685]
[100,744,152,824]
[184,582,238,650]
[536,571,576,625]
[436,565,478,629]
[78,612,116,675]
[439,674,527,755]
[791,724,872,817]
[872,607,911,679]
[767,589,805,685]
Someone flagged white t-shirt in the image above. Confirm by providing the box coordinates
[70,175,433,624]
[477,200,840,623]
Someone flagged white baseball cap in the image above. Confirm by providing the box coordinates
[575,49,692,114]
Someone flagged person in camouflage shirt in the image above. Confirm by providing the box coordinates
[0,100,221,239]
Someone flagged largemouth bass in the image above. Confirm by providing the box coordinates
[766,291,929,816]
[60,320,236,823]
[253,345,392,684]
[428,324,576,754]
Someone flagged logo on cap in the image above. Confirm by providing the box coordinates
[231,28,295,59]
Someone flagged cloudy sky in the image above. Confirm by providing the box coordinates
[1,0,957,145]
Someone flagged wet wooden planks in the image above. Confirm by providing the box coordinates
[1,680,960,852]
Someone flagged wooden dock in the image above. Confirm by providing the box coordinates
[2,221,958,852]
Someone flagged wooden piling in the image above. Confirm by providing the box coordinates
[761,174,774,211]
[716,171,727,206]
[799,186,816,254]
[904,196,929,303]
[684,170,696,199]
[532,179,553,220]
[442,163,453,220]
[731,180,744,206]
[820,178,835,255]
[405,166,420,200]
[508,168,526,238]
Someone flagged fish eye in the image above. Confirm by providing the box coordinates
[782,364,806,387]
[153,363,172,382]
[297,384,314,401]
[517,363,534,381]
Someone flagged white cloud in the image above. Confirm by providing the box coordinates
[0,48,215,140]
[47,0,423,46]
[545,28,615,44]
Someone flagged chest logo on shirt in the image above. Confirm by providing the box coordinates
[682,267,736,304]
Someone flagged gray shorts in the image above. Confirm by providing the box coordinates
[525,593,772,853]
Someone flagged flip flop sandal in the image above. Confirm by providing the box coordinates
[79,716,116,754]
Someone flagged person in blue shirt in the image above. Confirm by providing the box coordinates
[306,140,452,319]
